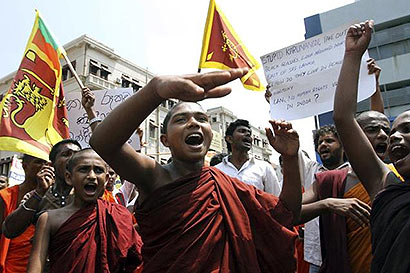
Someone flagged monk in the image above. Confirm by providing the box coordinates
[0,155,47,273]
[27,148,141,273]
[333,20,410,272]
[90,68,302,272]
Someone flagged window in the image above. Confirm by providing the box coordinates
[62,61,76,81]
[131,78,142,92]
[168,100,176,109]
[212,116,217,123]
[121,74,131,88]
[100,64,111,80]
[161,101,167,108]
[149,121,157,139]
[89,59,99,76]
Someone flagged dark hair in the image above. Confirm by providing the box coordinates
[313,125,339,151]
[210,153,227,166]
[161,101,203,134]
[49,139,81,163]
[225,119,250,152]
[66,148,95,172]
[22,154,36,164]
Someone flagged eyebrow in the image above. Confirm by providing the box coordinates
[171,112,207,119]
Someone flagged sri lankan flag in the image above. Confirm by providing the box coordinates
[198,0,264,91]
[0,10,69,160]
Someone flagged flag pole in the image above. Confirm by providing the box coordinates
[62,53,85,90]
[198,68,201,73]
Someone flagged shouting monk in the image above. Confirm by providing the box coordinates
[90,68,302,272]
[26,149,142,273]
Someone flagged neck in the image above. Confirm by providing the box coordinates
[71,195,94,210]
[169,158,204,178]
[324,160,344,170]
[229,149,249,170]
[53,177,72,196]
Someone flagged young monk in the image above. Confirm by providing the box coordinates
[90,68,302,272]
[333,20,410,272]
[26,149,142,273]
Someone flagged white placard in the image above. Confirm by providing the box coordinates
[66,88,141,150]
[261,25,375,120]
[8,155,25,186]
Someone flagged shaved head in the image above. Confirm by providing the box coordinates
[356,111,389,128]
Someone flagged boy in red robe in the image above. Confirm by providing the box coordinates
[26,149,142,273]
[90,69,302,272]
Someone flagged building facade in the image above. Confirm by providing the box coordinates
[304,0,410,124]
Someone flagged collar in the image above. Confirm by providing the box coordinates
[319,161,350,172]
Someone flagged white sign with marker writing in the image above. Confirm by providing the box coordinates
[261,24,375,120]
[66,88,141,150]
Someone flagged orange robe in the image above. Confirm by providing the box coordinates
[344,183,372,273]
[0,186,35,273]
[135,167,298,273]
[102,189,116,203]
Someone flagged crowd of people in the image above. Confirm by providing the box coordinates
[0,20,409,273]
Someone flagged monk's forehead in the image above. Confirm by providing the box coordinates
[73,150,104,166]
[393,111,410,128]
[358,111,389,126]
[171,102,206,117]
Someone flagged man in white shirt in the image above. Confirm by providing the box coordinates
[215,119,281,196]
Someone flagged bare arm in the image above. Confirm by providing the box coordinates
[26,212,50,273]
[297,181,370,226]
[333,21,389,201]
[90,69,248,195]
[368,58,384,113]
[3,165,54,238]
[266,120,301,223]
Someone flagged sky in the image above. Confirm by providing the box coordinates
[0,0,353,160]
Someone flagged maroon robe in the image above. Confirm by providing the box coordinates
[135,167,298,273]
[49,199,142,273]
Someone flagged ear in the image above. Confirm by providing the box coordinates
[65,170,73,186]
[225,135,233,145]
[160,134,170,147]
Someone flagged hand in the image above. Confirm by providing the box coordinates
[367,58,381,82]
[81,87,95,110]
[153,68,248,102]
[326,197,371,226]
[264,84,272,104]
[265,120,299,156]
[345,20,374,57]
[35,165,55,196]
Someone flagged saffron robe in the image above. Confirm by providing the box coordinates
[135,167,298,273]
[0,185,35,273]
[371,173,410,273]
[102,189,117,203]
[344,183,371,273]
[316,169,372,273]
[49,199,142,273]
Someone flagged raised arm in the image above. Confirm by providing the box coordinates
[2,165,54,238]
[26,212,51,273]
[90,69,248,194]
[81,87,100,132]
[333,21,389,201]
[266,120,301,222]
[368,58,384,113]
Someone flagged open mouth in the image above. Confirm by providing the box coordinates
[320,149,330,157]
[185,133,204,146]
[390,144,409,163]
[375,143,387,155]
[83,183,98,195]
[243,137,252,146]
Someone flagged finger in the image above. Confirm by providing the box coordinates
[351,207,370,226]
[189,68,248,91]
[204,86,232,99]
[348,210,367,226]
[265,127,275,143]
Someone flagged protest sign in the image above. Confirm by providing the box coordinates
[8,155,25,186]
[66,88,141,150]
[261,24,375,120]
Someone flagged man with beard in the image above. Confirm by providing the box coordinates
[215,119,281,196]
[297,124,349,273]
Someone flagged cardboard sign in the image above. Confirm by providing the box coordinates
[261,24,375,120]
[66,88,141,150]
